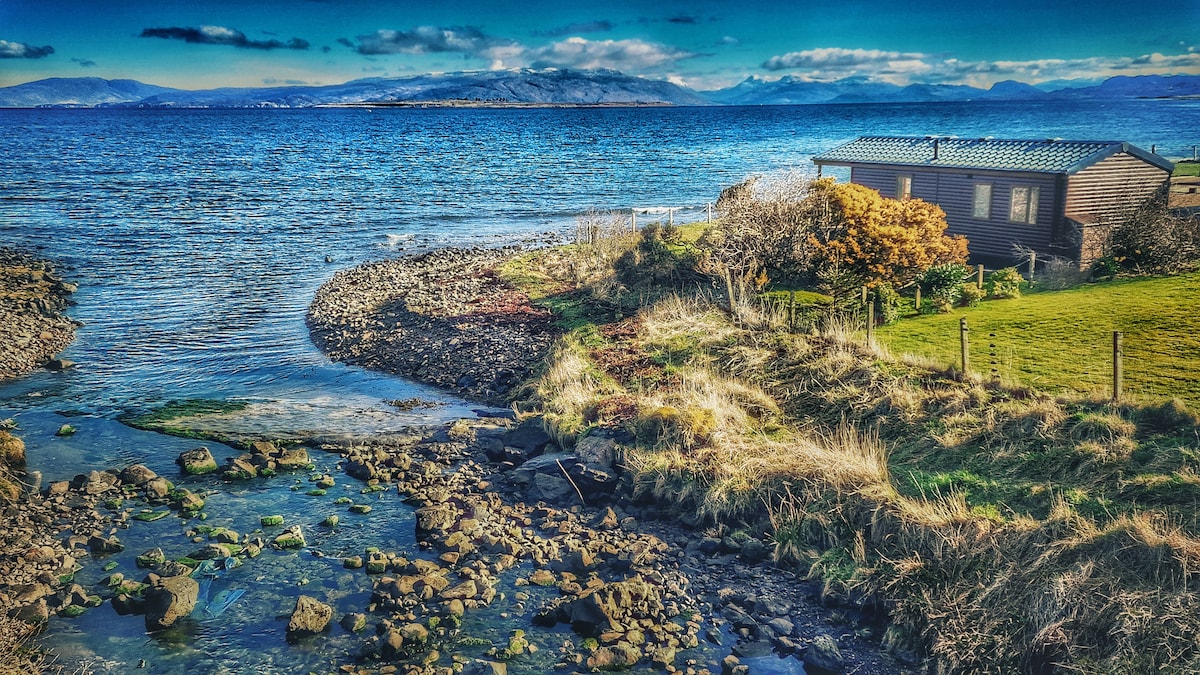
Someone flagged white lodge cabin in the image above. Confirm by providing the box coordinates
[812,136,1174,266]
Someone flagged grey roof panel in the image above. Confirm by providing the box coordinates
[812,136,1173,174]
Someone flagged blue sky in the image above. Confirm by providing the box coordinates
[1,0,1198,90]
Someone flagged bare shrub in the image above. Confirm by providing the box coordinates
[1107,196,1200,275]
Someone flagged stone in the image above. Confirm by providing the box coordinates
[144,575,199,630]
[172,489,205,512]
[88,534,124,553]
[460,661,507,675]
[574,434,620,469]
[260,515,284,527]
[739,538,770,564]
[275,447,310,470]
[45,358,74,371]
[135,548,166,568]
[767,617,795,637]
[144,477,171,501]
[804,633,846,673]
[287,595,333,640]
[440,580,479,600]
[176,447,217,475]
[340,612,367,633]
[380,628,405,660]
[272,526,306,549]
[501,418,553,456]
[529,472,574,503]
[591,507,620,530]
[119,464,158,486]
[321,515,339,527]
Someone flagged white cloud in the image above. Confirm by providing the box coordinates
[524,37,695,71]
[761,46,1200,86]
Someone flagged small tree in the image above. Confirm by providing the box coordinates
[1105,196,1200,275]
[805,180,969,302]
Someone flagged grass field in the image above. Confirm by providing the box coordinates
[878,272,1200,406]
[1175,160,1200,177]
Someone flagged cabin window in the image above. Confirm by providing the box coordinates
[1009,186,1039,224]
[896,175,912,200]
[973,184,992,219]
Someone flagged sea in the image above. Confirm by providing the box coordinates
[1,100,1197,673]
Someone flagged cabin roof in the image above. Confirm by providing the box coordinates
[812,136,1175,175]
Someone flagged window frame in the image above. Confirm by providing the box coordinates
[1009,185,1040,224]
[972,183,992,219]
[896,174,912,200]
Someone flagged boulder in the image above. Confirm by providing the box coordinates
[574,434,620,469]
[804,633,845,673]
[340,612,367,633]
[501,418,554,456]
[144,575,199,630]
[119,464,157,486]
[272,526,306,549]
[176,447,217,475]
[287,595,333,640]
[461,661,507,675]
[274,447,309,470]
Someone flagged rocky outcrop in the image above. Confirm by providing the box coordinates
[307,247,561,405]
[0,248,79,381]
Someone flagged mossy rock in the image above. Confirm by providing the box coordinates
[305,489,327,497]
[260,515,284,527]
[133,510,170,522]
[348,504,373,514]
[333,497,353,505]
[60,605,87,618]
[55,424,76,437]
[321,515,340,528]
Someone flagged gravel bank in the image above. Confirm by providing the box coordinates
[307,247,559,405]
[0,248,78,382]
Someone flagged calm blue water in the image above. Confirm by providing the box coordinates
[1,100,1197,672]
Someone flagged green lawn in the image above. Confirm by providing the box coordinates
[1175,161,1200,177]
[878,272,1200,405]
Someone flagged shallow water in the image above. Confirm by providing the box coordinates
[3,101,1198,672]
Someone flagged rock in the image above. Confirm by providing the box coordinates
[144,477,171,501]
[45,358,74,371]
[502,418,553,457]
[739,538,770,563]
[528,569,556,586]
[380,628,405,660]
[55,424,76,437]
[461,661,507,675]
[340,612,367,632]
[529,472,574,503]
[272,525,306,549]
[321,515,339,527]
[172,489,205,512]
[188,543,231,560]
[13,599,49,624]
[116,464,156,486]
[651,646,677,669]
[574,434,620,469]
[767,617,795,637]
[348,504,372,514]
[591,507,620,530]
[287,595,333,640]
[176,447,217,475]
[441,580,479,600]
[804,633,846,673]
[400,622,430,643]
[144,575,199,630]
[136,548,166,569]
[88,534,124,553]
[414,504,457,536]
[260,515,284,527]
[342,556,363,569]
[275,447,309,470]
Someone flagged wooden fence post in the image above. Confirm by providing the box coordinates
[631,210,637,232]
[789,290,796,331]
[960,317,970,375]
[1112,331,1123,403]
[707,202,712,223]
[724,269,736,315]
[914,286,921,313]
[1028,251,1036,282]
[976,264,984,289]
[861,286,868,305]
[867,302,875,345]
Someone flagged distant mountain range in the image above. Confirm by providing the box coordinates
[1,70,1198,109]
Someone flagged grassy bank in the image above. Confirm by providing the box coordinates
[502,223,1200,673]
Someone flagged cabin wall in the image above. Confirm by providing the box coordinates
[848,165,1059,261]
[1065,153,1170,225]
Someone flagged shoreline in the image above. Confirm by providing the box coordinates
[307,247,562,406]
[0,248,78,382]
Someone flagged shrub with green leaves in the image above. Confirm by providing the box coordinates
[987,267,1024,299]
[959,283,986,307]
[921,263,970,310]
[870,283,903,325]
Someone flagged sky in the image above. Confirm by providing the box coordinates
[1,0,1198,91]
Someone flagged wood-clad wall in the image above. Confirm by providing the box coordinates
[1065,153,1170,225]
[849,166,1058,260]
